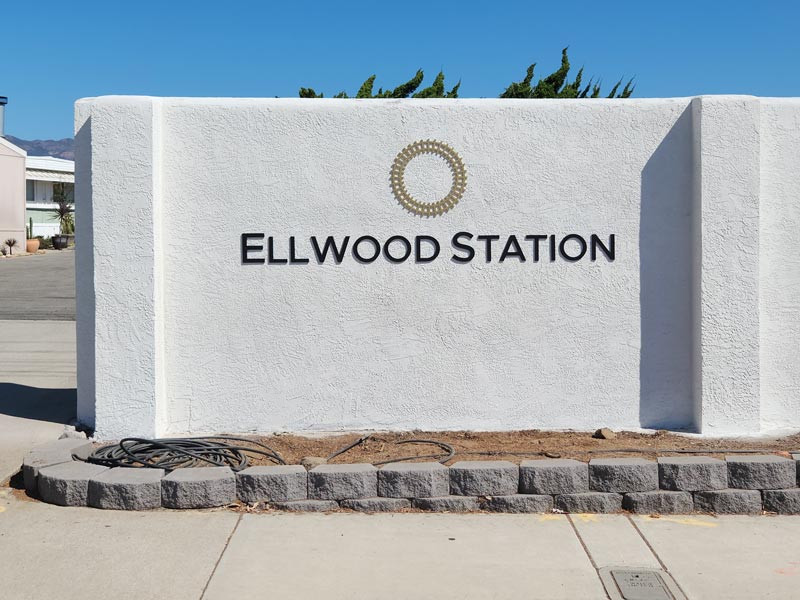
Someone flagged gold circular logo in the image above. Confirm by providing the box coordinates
[390,140,467,217]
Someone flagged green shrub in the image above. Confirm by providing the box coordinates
[36,236,53,250]
[299,48,632,100]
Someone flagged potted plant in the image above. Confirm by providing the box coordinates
[51,201,74,250]
[26,218,40,253]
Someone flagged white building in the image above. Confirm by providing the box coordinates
[25,155,74,237]
[0,136,26,249]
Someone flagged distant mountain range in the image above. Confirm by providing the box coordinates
[5,135,74,160]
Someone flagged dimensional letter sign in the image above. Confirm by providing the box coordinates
[241,138,616,266]
[76,96,800,440]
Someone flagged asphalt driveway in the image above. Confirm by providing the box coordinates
[0,250,75,320]
[0,249,77,479]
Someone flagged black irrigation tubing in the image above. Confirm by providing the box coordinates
[455,451,565,459]
[327,435,455,465]
[373,440,456,466]
[327,434,373,461]
[85,436,285,472]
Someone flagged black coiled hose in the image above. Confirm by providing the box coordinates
[86,436,285,471]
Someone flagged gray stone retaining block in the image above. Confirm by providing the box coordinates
[236,465,307,503]
[88,467,164,510]
[658,456,727,491]
[38,461,109,507]
[308,464,377,500]
[161,467,236,509]
[272,499,338,512]
[484,494,553,513]
[555,492,623,513]
[622,491,693,514]
[378,462,449,498]
[763,489,800,515]
[23,438,93,494]
[340,497,411,512]
[589,458,658,493]
[727,455,796,490]
[413,496,481,512]
[519,459,588,494]
[449,461,518,496]
[694,489,762,514]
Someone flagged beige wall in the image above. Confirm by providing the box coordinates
[0,138,26,251]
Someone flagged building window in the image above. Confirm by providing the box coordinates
[26,180,34,202]
[53,182,74,203]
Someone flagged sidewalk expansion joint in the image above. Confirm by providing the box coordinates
[200,513,242,600]
[566,514,610,599]
[625,514,690,599]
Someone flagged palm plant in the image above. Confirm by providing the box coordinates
[52,201,74,235]
[4,238,18,255]
[51,183,74,235]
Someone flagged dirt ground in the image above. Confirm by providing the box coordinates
[242,429,800,467]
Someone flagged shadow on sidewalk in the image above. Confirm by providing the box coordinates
[0,383,76,424]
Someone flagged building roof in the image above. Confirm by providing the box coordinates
[26,155,74,183]
[0,135,26,158]
[26,155,74,173]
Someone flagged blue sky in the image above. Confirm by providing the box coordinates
[3,0,799,139]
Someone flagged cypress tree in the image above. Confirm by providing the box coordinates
[299,49,633,99]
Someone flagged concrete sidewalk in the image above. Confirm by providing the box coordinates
[2,490,799,600]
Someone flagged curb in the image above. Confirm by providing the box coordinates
[19,443,800,514]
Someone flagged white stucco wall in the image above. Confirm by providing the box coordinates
[759,99,800,432]
[74,96,800,439]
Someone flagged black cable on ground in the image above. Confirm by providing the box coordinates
[455,451,567,459]
[373,439,455,465]
[326,435,455,465]
[85,436,285,471]
[327,435,373,461]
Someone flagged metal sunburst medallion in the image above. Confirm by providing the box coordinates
[390,140,467,217]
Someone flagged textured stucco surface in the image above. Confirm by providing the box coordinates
[694,97,761,434]
[758,99,800,432]
[75,97,164,435]
[74,96,800,439]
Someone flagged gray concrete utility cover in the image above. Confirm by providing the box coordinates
[610,570,672,600]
